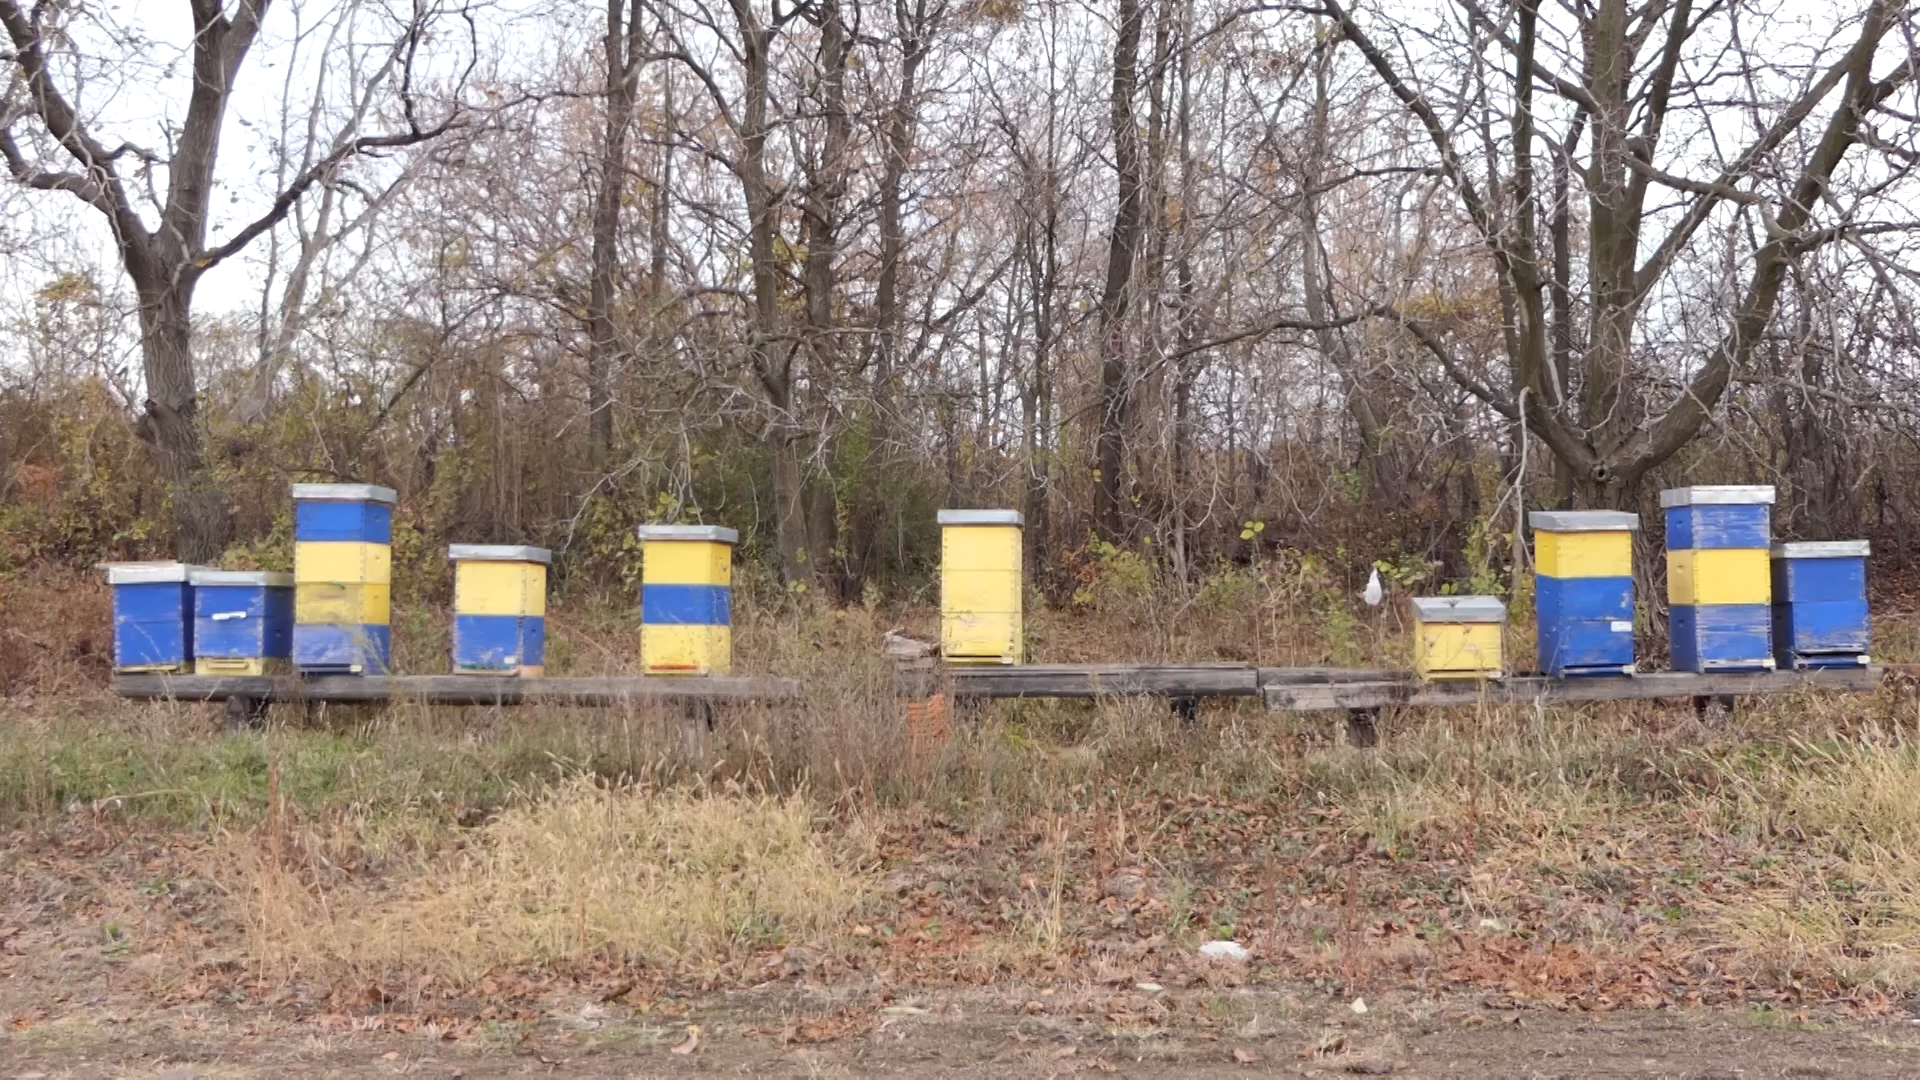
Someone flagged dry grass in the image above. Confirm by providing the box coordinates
[241,776,873,985]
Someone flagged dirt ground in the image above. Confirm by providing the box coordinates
[8,815,1920,1079]
[6,980,1920,1077]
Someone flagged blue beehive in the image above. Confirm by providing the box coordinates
[1770,541,1871,670]
[190,569,295,675]
[106,562,201,672]
[1662,485,1775,672]
[449,544,550,676]
[292,483,397,674]
[1530,510,1638,677]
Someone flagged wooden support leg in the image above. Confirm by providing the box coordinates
[1346,707,1381,748]
[681,699,716,765]
[1171,696,1200,726]
[1692,695,1737,724]
[223,696,267,732]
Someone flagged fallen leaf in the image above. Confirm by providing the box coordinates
[1350,997,1369,1015]
[671,1024,701,1055]
[380,1051,400,1061]
[1233,1047,1260,1064]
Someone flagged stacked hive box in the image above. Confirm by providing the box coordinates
[190,569,293,675]
[1530,511,1638,677]
[450,545,551,676]
[636,525,736,675]
[938,510,1024,665]
[1771,541,1871,670]
[1662,485,1775,672]
[1411,596,1506,680]
[106,562,201,673]
[292,483,397,674]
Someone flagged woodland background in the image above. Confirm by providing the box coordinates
[3,0,1919,620]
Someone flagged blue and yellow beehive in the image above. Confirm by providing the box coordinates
[291,482,397,674]
[637,525,736,675]
[1771,540,1871,670]
[1411,595,1506,680]
[189,569,293,675]
[106,562,202,672]
[450,544,550,676]
[1662,485,1774,672]
[1530,510,1638,677]
[938,510,1024,665]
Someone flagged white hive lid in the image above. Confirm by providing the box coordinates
[1529,510,1639,532]
[1772,540,1870,559]
[190,568,294,587]
[449,544,553,564]
[635,524,739,544]
[937,509,1024,526]
[102,561,201,584]
[1411,595,1507,623]
[290,482,398,504]
[1659,485,1775,507]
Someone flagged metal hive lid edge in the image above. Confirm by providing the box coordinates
[1772,540,1870,558]
[635,524,740,544]
[1528,510,1640,531]
[1410,595,1507,622]
[103,561,202,584]
[1659,485,1776,507]
[290,482,398,504]
[448,544,553,564]
[937,509,1025,526]
[189,569,295,587]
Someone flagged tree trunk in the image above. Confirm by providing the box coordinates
[137,283,227,561]
[588,0,644,469]
[1094,0,1148,542]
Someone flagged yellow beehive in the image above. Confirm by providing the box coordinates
[1666,548,1771,606]
[450,544,550,677]
[1533,524,1634,578]
[637,525,736,675]
[1411,595,1506,680]
[939,510,1023,664]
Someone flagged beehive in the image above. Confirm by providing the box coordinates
[938,510,1024,665]
[1530,510,1638,677]
[1411,595,1506,680]
[189,569,293,675]
[450,544,550,676]
[1770,540,1871,670]
[291,483,397,674]
[637,525,736,675]
[1662,485,1774,672]
[106,562,201,672]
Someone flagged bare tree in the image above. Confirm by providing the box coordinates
[1324,0,1920,506]
[0,0,471,557]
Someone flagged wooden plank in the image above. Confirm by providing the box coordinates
[114,674,801,706]
[1262,667,1884,712]
[946,663,1258,699]
[1257,667,1401,686]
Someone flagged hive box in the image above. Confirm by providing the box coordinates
[938,510,1024,665]
[1530,510,1638,677]
[1770,541,1870,670]
[1411,595,1505,680]
[450,544,550,676]
[1661,485,1775,673]
[190,569,294,675]
[637,525,736,675]
[292,483,397,674]
[106,562,202,672]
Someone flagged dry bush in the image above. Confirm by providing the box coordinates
[240,775,872,985]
